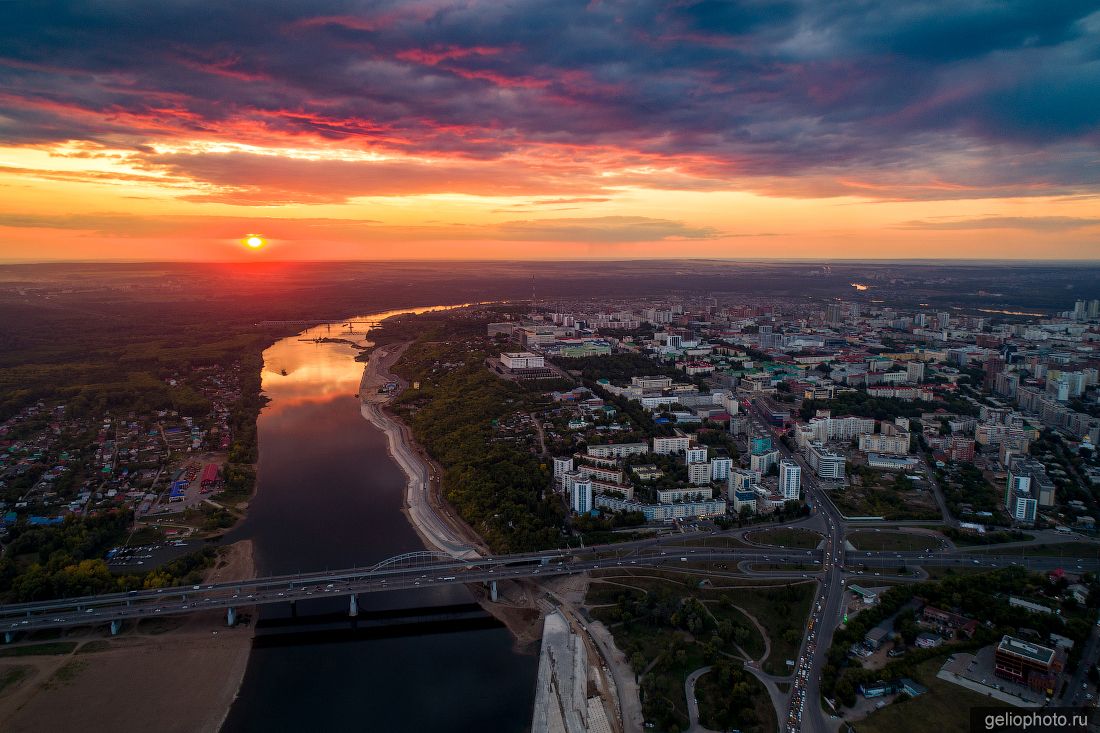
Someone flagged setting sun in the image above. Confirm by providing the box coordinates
[245,235,265,249]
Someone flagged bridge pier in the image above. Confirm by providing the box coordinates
[290,600,297,618]
[3,631,11,644]
[490,580,499,603]
[110,619,122,636]
[226,607,237,627]
[349,594,359,617]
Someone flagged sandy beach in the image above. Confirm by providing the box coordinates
[358,341,487,558]
[357,342,548,651]
[0,540,256,733]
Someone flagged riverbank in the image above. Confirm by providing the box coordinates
[358,341,550,652]
[0,540,255,733]
[359,341,486,558]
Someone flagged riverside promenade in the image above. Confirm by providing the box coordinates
[358,342,482,560]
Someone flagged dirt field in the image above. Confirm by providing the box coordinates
[0,540,255,733]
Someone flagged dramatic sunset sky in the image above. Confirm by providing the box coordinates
[1,1,1098,261]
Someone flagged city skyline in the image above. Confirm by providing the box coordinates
[2,2,1099,262]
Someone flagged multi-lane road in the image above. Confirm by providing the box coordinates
[746,402,849,733]
[1,537,1094,638]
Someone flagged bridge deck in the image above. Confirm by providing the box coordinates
[0,546,1095,635]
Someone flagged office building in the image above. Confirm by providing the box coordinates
[994,636,1061,692]
[500,352,545,369]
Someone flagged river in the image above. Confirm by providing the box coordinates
[222,305,537,733]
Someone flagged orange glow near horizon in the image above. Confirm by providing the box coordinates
[1,136,1098,262]
[1,5,1097,262]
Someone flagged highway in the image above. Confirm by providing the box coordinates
[1,539,1095,638]
[745,403,848,733]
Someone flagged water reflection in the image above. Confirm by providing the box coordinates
[222,301,536,733]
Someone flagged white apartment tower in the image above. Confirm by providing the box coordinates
[779,460,801,501]
[570,478,593,514]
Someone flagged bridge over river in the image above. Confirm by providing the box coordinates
[2,544,1096,640]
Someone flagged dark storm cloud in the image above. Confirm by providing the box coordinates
[0,0,1097,200]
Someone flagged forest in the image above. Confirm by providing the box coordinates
[0,512,216,602]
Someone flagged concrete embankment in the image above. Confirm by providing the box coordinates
[357,342,481,559]
[360,401,479,558]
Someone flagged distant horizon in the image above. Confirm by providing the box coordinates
[2,3,1098,261]
[3,256,1100,267]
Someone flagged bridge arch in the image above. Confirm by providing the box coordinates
[369,551,462,573]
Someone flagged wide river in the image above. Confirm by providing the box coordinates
[222,306,537,732]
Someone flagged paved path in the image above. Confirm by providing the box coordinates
[685,666,720,733]
[359,342,480,559]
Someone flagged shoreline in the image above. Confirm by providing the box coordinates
[356,342,547,651]
[357,341,487,558]
[0,540,256,733]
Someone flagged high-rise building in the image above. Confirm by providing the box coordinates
[825,303,844,325]
[688,462,712,485]
[994,372,1019,398]
[779,460,801,501]
[937,312,951,330]
[750,436,773,455]
[906,361,925,383]
[685,447,709,464]
[806,442,845,480]
[1005,457,1056,521]
[552,456,574,481]
[570,478,593,514]
[750,449,780,474]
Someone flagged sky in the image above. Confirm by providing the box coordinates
[1,1,1098,262]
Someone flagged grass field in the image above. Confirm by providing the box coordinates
[744,563,820,574]
[851,657,996,733]
[746,528,823,549]
[709,581,816,675]
[970,542,1100,558]
[922,566,997,580]
[848,531,945,552]
[0,666,30,694]
[947,531,1033,547]
[0,641,77,658]
[76,640,112,654]
[665,535,753,549]
[590,566,792,587]
[829,474,941,521]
